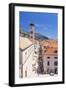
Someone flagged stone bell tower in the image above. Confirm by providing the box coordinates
[29,23,35,44]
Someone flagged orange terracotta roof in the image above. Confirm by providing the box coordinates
[41,40,58,55]
[41,40,58,48]
[43,47,58,55]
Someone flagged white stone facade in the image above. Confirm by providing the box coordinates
[43,54,58,74]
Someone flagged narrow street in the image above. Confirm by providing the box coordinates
[37,42,44,75]
[32,41,44,76]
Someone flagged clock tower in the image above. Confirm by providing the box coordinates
[29,23,35,44]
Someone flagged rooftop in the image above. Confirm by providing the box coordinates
[43,47,58,55]
[29,38,39,44]
[41,40,58,55]
[19,36,32,50]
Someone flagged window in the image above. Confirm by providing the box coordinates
[35,51,37,54]
[54,50,57,53]
[44,46,46,48]
[47,57,50,59]
[47,61,50,66]
[47,68,50,74]
[38,57,42,60]
[54,68,58,74]
[30,31,33,34]
[54,61,58,66]
[54,57,58,59]
[25,70,27,77]
[44,50,46,52]
[31,36,33,38]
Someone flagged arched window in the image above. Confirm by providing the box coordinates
[54,68,58,74]
[25,70,27,77]
[54,50,57,53]
[54,61,58,66]
[47,61,50,66]
[54,57,58,59]
[47,57,50,59]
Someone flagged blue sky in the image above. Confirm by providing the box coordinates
[19,12,58,39]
